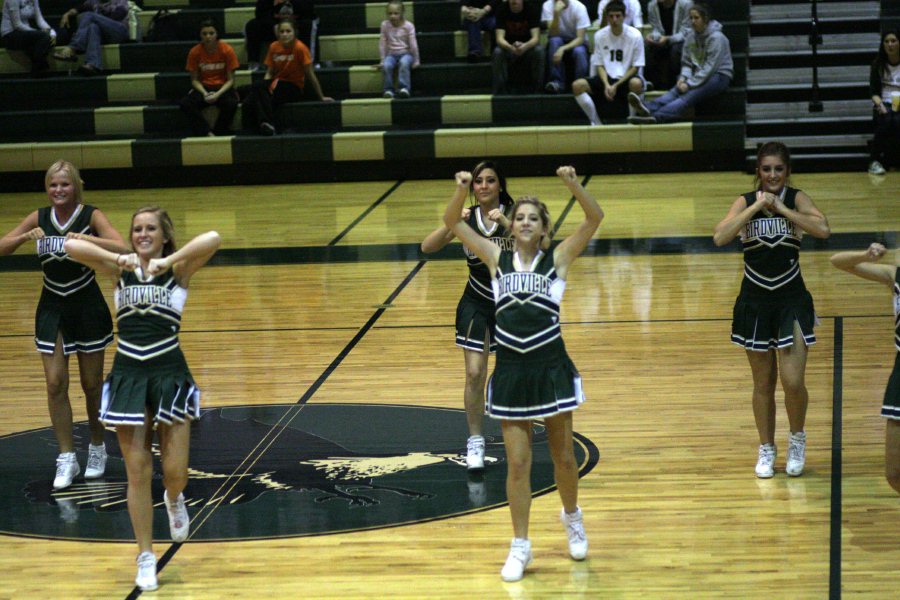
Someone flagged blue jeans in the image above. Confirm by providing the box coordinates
[383,53,414,92]
[462,15,495,56]
[645,72,731,122]
[546,37,588,88]
[69,12,128,69]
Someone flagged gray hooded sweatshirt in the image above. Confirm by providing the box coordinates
[679,19,733,88]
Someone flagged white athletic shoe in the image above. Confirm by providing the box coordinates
[135,551,158,591]
[164,490,190,543]
[786,431,807,477]
[755,443,777,479]
[466,435,485,471]
[561,507,588,560]
[868,160,886,175]
[84,443,107,479]
[53,452,80,490]
[500,538,533,582]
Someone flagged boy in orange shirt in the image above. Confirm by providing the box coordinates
[179,20,240,136]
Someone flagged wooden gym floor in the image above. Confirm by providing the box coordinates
[0,170,897,599]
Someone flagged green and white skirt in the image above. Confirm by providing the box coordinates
[101,347,200,428]
[731,287,817,351]
[455,293,497,353]
[487,340,584,420]
[34,284,113,355]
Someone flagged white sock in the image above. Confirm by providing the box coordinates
[574,92,601,126]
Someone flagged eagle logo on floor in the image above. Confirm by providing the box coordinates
[1,404,598,541]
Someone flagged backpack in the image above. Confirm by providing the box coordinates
[145,9,179,42]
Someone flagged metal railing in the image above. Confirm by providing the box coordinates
[809,0,824,111]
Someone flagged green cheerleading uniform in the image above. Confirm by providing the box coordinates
[455,205,515,353]
[100,268,200,427]
[730,187,817,351]
[34,204,114,355]
[486,250,584,420]
[881,268,900,419]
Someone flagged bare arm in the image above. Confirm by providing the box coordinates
[774,191,830,239]
[304,64,333,101]
[190,69,207,94]
[830,243,896,287]
[0,211,41,256]
[421,225,456,253]
[443,172,501,274]
[63,238,123,278]
[149,231,222,287]
[64,208,129,253]
[713,193,767,247]
[552,166,602,278]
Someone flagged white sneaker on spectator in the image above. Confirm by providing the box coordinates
[500,538,532,582]
[53,452,80,490]
[545,81,561,94]
[135,551,158,591]
[164,490,190,542]
[786,431,806,477]
[628,91,651,117]
[84,443,107,479]
[869,160,886,175]
[560,507,588,560]
[755,443,776,478]
[466,435,485,471]
[383,90,394,99]
[398,88,410,98]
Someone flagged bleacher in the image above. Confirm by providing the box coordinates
[0,0,749,189]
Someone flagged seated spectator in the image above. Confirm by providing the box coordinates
[245,0,317,71]
[179,19,240,137]
[247,18,332,135]
[1,0,55,76]
[627,2,732,124]
[460,0,497,62]
[491,0,543,94]
[868,29,900,175]
[376,1,419,98]
[572,0,644,125]
[644,0,692,91]
[53,0,128,75]
[541,0,590,93]
[595,0,641,28]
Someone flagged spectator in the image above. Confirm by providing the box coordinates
[572,0,644,125]
[247,18,332,135]
[868,29,900,176]
[245,0,317,71]
[179,19,240,137]
[461,0,497,62]
[644,0,692,91]
[541,0,591,93]
[1,0,55,76]
[52,0,128,75]
[376,1,419,99]
[595,0,642,28]
[492,0,543,94]
[627,2,732,124]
